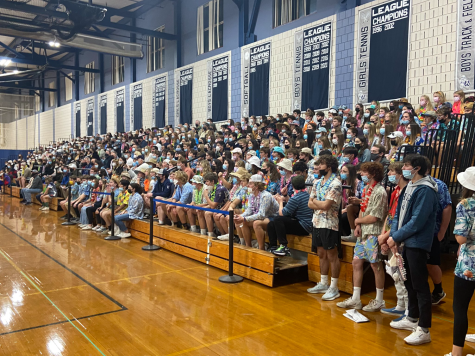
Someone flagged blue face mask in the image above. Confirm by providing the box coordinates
[232,177,238,185]
[399,105,404,109]
[406,130,411,136]
[314,173,319,179]
[388,175,398,184]
[340,173,348,180]
[401,120,409,125]
[361,175,369,183]
[364,113,370,118]
[118,187,124,192]
[207,139,211,143]
[380,128,385,135]
[343,116,348,120]
[132,148,136,152]
[402,169,414,180]
[91,182,95,187]
[280,170,285,176]
[223,164,228,170]
[153,140,157,144]
[342,157,350,164]
[224,138,228,142]
[176,147,182,151]
[346,134,352,139]
[316,134,321,139]
[318,144,323,149]
[229,138,233,142]
[303,134,308,140]
[370,104,376,109]
[363,129,369,135]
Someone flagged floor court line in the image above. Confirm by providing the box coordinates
[0,247,108,355]
[0,222,127,311]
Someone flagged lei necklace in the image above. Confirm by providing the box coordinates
[316,173,337,201]
[209,183,218,201]
[194,187,203,204]
[280,173,296,191]
[360,180,377,213]
[249,191,262,214]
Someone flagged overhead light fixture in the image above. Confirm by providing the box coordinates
[0,58,12,67]
[49,39,60,48]
[12,69,19,74]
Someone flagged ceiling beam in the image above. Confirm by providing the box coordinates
[9,56,100,73]
[97,19,176,41]
[0,41,22,57]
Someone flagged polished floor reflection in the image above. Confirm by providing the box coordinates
[0,195,472,355]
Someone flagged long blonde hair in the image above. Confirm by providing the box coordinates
[416,95,434,114]
[454,90,465,103]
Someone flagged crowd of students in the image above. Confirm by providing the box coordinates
[1,90,475,355]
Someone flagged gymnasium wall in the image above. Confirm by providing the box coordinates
[4,0,463,150]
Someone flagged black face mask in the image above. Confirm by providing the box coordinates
[370,153,380,161]
[357,173,362,181]
[127,189,133,194]
[292,134,297,139]
[389,105,395,111]
[439,117,446,123]
[319,169,327,177]
[284,144,290,149]
[355,144,361,150]
[355,108,360,113]
[346,124,351,128]
[391,140,397,146]
[261,168,268,174]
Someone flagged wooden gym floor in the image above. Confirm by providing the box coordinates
[0,195,473,356]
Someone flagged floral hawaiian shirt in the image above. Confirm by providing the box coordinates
[454,196,475,281]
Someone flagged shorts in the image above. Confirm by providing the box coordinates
[354,235,380,263]
[427,234,440,265]
[312,228,339,251]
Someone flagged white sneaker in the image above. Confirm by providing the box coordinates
[362,299,386,312]
[217,234,229,241]
[307,282,329,294]
[322,287,340,301]
[336,297,363,310]
[207,232,216,238]
[92,226,101,231]
[42,207,49,211]
[466,334,475,343]
[78,224,86,228]
[190,226,199,233]
[390,316,418,331]
[341,234,357,242]
[404,326,431,345]
[119,232,131,238]
[81,225,92,230]
[39,206,44,210]
[108,227,120,236]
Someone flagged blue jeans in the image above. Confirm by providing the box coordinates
[21,188,42,202]
[114,213,131,232]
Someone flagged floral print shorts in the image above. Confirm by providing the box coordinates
[354,235,380,263]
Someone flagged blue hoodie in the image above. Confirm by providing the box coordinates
[390,176,440,252]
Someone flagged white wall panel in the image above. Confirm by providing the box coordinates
[55,104,72,141]
[39,111,53,146]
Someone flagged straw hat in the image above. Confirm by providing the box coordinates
[276,122,290,131]
[458,167,475,191]
[230,167,248,179]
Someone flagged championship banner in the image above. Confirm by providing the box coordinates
[115,89,125,133]
[456,0,475,90]
[293,22,332,111]
[131,83,143,130]
[87,98,94,136]
[153,76,166,128]
[242,42,271,117]
[100,94,107,134]
[176,68,193,125]
[356,0,411,103]
[207,56,229,121]
[75,102,81,138]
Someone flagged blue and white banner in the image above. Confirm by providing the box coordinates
[74,102,81,138]
[207,55,229,122]
[87,98,94,136]
[131,83,143,131]
[100,94,107,134]
[456,0,475,90]
[242,42,271,117]
[153,76,166,128]
[176,68,193,125]
[115,89,125,133]
[356,0,411,103]
[293,22,332,111]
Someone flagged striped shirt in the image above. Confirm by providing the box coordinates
[282,191,313,233]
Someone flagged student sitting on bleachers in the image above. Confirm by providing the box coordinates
[268,175,313,256]
[158,171,193,227]
[102,179,130,235]
[20,170,42,205]
[198,172,229,237]
[39,177,58,211]
[113,183,144,238]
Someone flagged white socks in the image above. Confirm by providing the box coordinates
[207,232,216,238]
[200,229,207,235]
[320,275,329,286]
[330,277,338,289]
[352,287,361,302]
[376,288,384,302]
[350,229,354,237]
[190,225,196,230]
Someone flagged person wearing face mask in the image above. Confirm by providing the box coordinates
[197,173,229,237]
[58,165,71,199]
[77,178,101,227]
[38,177,58,211]
[145,168,174,220]
[416,95,434,125]
[292,109,305,128]
[432,91,446,111]
[452,90,465,114]
[276,159,296,200]
[337,162,388,313]
[218,159,235,190]
[420,111,439,143]
[306,155,342,300]
[267,175,313,256]
[386,154,439,345]
[157,171,193,228]
[113,183,144,238]
[175,174,206,232]
[363,108,375,124]
[233,174,279,249]
[339,147,359,170]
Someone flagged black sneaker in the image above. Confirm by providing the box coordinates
[431,291,446,305]
[20,201,27,205]
[233,235,240,244]
[182,223,190,230]
[175,221,183,229]
[272,245,291,256]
